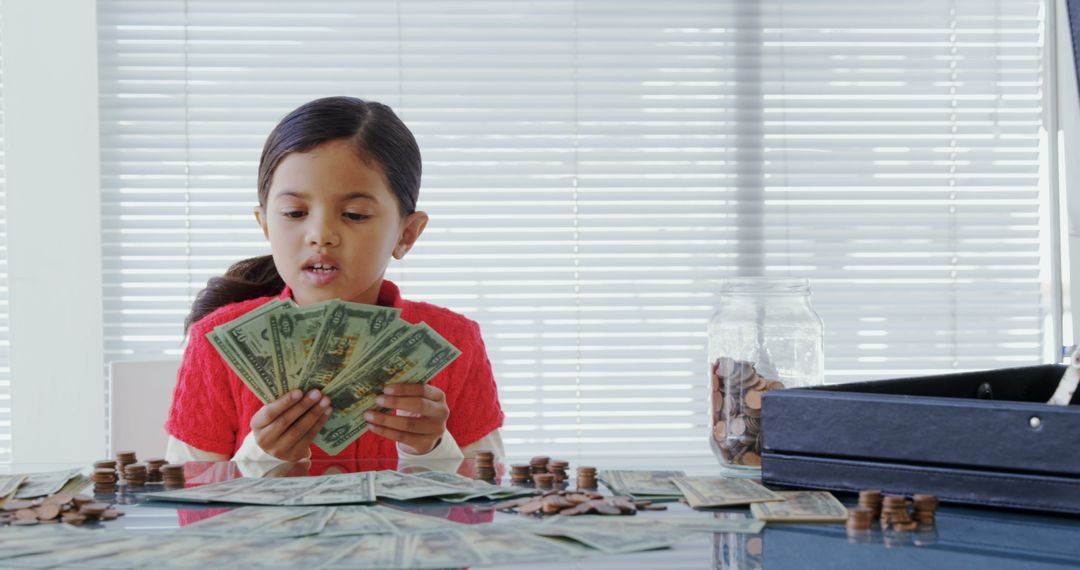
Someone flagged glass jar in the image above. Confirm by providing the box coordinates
[707,277,824,468]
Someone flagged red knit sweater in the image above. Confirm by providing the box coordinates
[166,279,504,466]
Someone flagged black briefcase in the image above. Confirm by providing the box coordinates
[760,364,1080,514]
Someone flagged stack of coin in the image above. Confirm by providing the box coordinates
[509,464,532,485]
[548,460,569,483]
[529,456,550,474]
[858,489,883,518]
[710,357,786,467]
[146,458,168,483]
[478,491,662,517]
[92,467,118,494]
[912,494,938,527]
[115,450,137,477]
[93,459,117,476]
[472,450,496,481]
[881,495,917,531]
[532,473,555,490]
[576,466,597,490]
[846,507,873,531]
[123,463,148,488]
[161,464,186,489]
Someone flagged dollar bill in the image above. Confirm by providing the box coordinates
[0,474,27,502]
[297,301,401,393]
[269,301,330,392]
[258,507,336,537]
[599,470,686,499]
[6,535,140,568]
[284,472,377,505]
[320,506,398,536]
[410,470,532,503]
[321,534,407,569]
[164,536,281,568]
[671,477,784,509]
[460,525,593,564]
[142,476,264,504]
[531,516,691,554]
[403,529,485,569]
[370,505,465,534]
[214,299,291,399]
[750,490,849,523]
[175,506,315,536]
[13,468,82,499]
[315,323,461,455]
[247,537,357,570]
[208,328,276,404]
[372,470,474,502]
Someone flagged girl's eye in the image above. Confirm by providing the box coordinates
[344,212,369,221]
[282,210,306,219]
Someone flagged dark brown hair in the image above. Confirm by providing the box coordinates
[184,97,422,333]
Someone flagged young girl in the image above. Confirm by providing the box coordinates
[164,97,505,467]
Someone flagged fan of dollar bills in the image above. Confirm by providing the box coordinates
[207,299,461,455]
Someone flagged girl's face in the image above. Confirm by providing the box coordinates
[255,139,427,306]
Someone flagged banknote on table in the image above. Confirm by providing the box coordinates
[372,470,476,501]
[13,468,83,499]
[599,470,687,500]
[399,529,486,569]
[285,472,377,505]
[750,490,849,523]
[145,472,376,506]
[5,535,139,569]
[321,534,409,570]
[410,470,534,502]
[0,474,27,502]
[371,505,467,534]
[531,516,693,554]
[176,506,320,536]
[142,476,263,503]
[164,536,282,568]
[244,537,358,570]
[315,323,460,455]
[459,525,594,564]
[320,505,398,536]
[671,476,784,508]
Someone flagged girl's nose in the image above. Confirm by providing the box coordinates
[305,218,340,247]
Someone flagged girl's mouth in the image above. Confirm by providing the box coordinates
[303,262,340,286]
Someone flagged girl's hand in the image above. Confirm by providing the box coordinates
[250,389,332,461]
[365,384,449,455]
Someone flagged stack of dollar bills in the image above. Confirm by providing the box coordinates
[207,299,461,455]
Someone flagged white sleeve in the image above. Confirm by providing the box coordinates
[166,433,311,479]
[396,431,464,461]
[165,435,229,463]
[460,429,506,460]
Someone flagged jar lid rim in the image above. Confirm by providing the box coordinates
[720,277,810,292]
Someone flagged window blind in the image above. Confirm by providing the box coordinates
[98,0,1052,459]
[0,4,10,463]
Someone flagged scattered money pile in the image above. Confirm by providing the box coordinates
[0,506,765,568]
[208,298,461,455]
[145,472,378,506]
[480,490,668,517]
[2,469,88,501]
[146,470,534,506]
[710,357,786,467]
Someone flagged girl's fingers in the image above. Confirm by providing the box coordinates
[250,390,304,430]
[365,410,436,436]
[288,405,332,457]
[280,397,331,449]
[376,395,448,419]
[382,383,445,402]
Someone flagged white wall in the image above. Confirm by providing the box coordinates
[1058,0,1080,351]
[2,0,104,463]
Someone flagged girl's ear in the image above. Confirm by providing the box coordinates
[254,206,270,239]
[393,211,429,259]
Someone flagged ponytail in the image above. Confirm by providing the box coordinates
[184,255,284,334]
